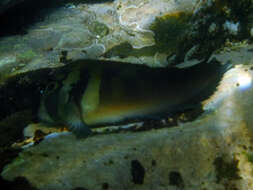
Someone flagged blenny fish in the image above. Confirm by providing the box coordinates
[38,60,231,137]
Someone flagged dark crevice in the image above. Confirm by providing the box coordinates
[131,160,145,185]
[72,187,89,190]
[0,147,36,190]
[0,0,116,37]
[214,156,241,183]
[0,0,63,37]
[0,176,37,190]
[169,171,184,188]
[0,69,53,120]
[102,182,109,190]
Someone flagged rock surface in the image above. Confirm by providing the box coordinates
[1,0,253,190]
[0,0,252,84]
[2,63,253,190]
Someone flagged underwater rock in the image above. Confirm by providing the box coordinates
[0,1,253,189]
[0,0,252,84]
[2,64,253,190]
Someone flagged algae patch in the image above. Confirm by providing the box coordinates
[88,21,109,38]
[16,50,37,64]
[103,12,192,60]
[149,11,191,53]
[213,156,241,183]
[245,152,253,163]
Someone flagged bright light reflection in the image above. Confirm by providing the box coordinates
[237,73,252,90]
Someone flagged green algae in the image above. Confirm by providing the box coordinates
[166,0,253,64]
[245,152,253,163]
[150,12,191,53]
[16,50,37,64]
[103,42,157,59]
[88,21,109,38]
[103,12,192,60]
[213,155,241,183]
[199,0,253,40]
[103,42,133,58]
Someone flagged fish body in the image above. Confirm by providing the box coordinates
[38,60,231,136]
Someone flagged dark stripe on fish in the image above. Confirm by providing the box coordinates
[38,59,232,137]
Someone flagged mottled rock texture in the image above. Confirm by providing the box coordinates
[0,0,252,84]
[1,0,253,190]
[2,64,253,190]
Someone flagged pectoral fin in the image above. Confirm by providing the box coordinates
[62,100,92,137]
